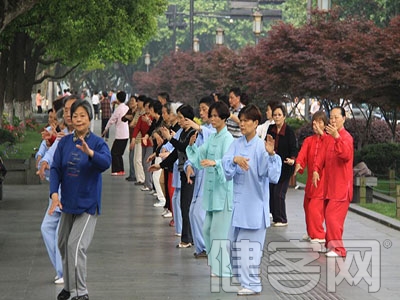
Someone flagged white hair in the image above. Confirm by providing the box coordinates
[170,102,183,116]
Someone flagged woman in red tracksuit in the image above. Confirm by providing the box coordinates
[294,111,328,244]
[313,107,353,257]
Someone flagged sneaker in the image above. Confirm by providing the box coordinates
[152,192,158,196]
[302,234,310,241]
[310,238,326,244]
[163,212,173,218]
[111,171,125,176]
[194,250,207,258]
[175,233,182,237]
[272,222,288,227]
[153,201,166,207]
[134,181,144,186]
[176,242,192,248]
[237,287,260,296]
[71,295,89,300]
[325,250,339,257]
[125,177,136,181]
[57,289,71,300]
[161,209,169,216]
[141,187,151,191]
[54,277,64,284]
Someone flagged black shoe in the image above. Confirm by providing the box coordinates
[71,294,89,300]
[125,177,135,181]
[194,250,207,258]
[57,289,71,300]
[134,181,144,186]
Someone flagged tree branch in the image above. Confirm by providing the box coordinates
[34,63,80,84]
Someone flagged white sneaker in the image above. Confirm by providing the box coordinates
[302,234,310,241]
[153,201,166,207]
[237,287,259,296]
[325,251,339,257]
[163,212,173,218]
[272,222,288,227]
[54,277,64,284]
[310,238,326,244]
[141,186,151,191]
[161,208,169,216]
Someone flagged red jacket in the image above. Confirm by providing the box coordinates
[296,134,326,200]
[132,114,153,147]
[314,128,353,202]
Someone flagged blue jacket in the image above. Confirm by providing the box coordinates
[222,135,281,229]
[50,133,111,215]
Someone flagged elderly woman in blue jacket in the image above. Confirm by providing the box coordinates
[222,104,281,296]
[49,99,111,300]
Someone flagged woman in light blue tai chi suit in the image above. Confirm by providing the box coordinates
[222,104,281,296]
[186,101,234,277]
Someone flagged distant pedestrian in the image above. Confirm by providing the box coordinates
[100,91,111,141]
[102,91,129,175]
[36,89,44,113]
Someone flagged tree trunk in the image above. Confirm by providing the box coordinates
[1,31,40,123]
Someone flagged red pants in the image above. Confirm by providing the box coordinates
[303,197,325,239]
[325,199,350,256]
[168,172,175,212]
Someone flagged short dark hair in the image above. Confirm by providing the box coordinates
[70,99,93,121]
[238,104,262,123]
[332,106,346,117]
[149,100,162,115]
[229,87,241,98]
[177,104,195,120]
[116,91,126,103]
[272,103,288,117]
[63,95,79,106]
[266,101,280,111]
[208,101,230,121]
[137,94,147,102]
[199,96,214,107]
[158,92,170,102]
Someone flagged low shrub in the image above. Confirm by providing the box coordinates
[354,143,400,178]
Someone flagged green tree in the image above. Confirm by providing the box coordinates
[0,0,167,124]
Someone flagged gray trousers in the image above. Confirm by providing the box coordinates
[58,212,97,296]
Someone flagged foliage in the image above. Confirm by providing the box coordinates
[286,117,308,133]
[359,203,399,220]
[24,118,40,131]
[0,129,16,145]
[354,143,400,177]
[1,113,25,142]
[0,129,41,159]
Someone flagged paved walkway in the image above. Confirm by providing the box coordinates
[1,120,399,299]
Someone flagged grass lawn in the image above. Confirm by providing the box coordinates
[0,129,42,159]
[359,203,400,220]
[294,167,400,220]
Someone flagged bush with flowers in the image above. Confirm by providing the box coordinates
[1,113,26,142]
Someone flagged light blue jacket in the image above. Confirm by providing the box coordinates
[184,124,215,200]
[186,126,234,212]
[222,135,282,229]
